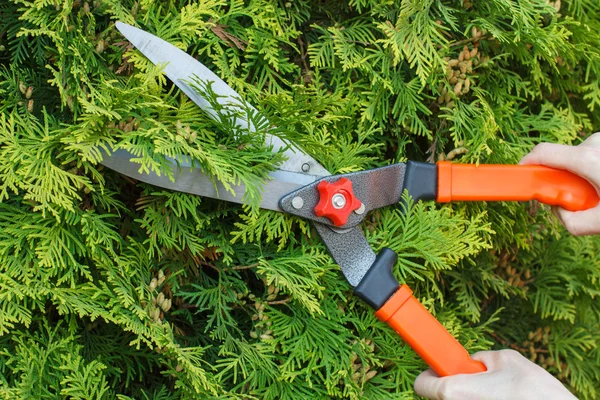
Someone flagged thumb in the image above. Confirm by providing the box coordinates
[519,142,600,189]
[555,206,600,236]
[414,369,443,399]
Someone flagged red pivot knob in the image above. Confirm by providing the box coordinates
[314,177,363,226]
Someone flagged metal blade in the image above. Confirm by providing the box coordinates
[102,149,322,211]
[113,22,330,178]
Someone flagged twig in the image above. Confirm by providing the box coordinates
[298,36,311,73]
[232,263,259,270]
[201,262,221,273]
[267,297,291,305]
[449,35,490,48]
[444,146,468,160]
[426,137,438,163]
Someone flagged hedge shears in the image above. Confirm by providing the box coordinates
[104,22,599,377]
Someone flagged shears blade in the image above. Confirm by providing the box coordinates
[112,22,330,178]
[102,149,314,211]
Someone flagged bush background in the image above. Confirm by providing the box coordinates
[1,0,600,398]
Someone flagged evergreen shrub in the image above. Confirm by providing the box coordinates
[1,0,600,398]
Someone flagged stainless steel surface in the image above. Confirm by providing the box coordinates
[355,203,365,215]
[101,149,319,211]
[314,223,376,287]
[113,22,330,178]
[280,164,407,228]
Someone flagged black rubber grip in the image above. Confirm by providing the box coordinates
[354,248,400,309]
[402,161,438,204]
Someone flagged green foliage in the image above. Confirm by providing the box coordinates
[1,0,600,398]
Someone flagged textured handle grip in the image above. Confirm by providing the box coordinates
[375,285,487,377]
[437,161,599,211]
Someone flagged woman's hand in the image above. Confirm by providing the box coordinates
[520,132,600,236]
[414,350,577,400]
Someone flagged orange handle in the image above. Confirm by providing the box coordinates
[375,284,487,376]
[437,161,599,211]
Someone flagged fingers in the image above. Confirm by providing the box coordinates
[414,353,495,399]
[414,369,491,400]
[413,369,472,400]
[470,350,502,370]
[520,136,600,235]
[414,369,442,399]
[518,143,575,167]
[470,349,524,372]
[581,131,600,146]
[555,205,600,236]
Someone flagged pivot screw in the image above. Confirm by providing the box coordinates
[292,196,304,209]
[332,194,346,209]
[313,177,361,226]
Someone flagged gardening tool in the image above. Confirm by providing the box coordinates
[103,22,600,377]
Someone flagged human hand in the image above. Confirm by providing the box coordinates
[519,132,600,236]
[414,349,577,400]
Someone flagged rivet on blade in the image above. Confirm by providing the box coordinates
[355,203,365,215]
[292,196,304,209]
[301,163,310,172]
